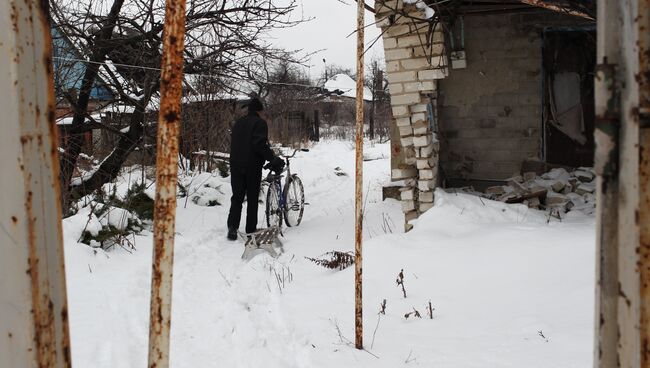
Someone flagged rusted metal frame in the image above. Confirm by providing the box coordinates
[0,0,71,366]
[517,0,594,19]
[638,0,650,365]
[354,0,365,351]
[148,0,186,365]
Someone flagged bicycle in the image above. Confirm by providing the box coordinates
[263,148,309,228]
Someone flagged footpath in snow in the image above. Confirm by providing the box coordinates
[62,140,595,367]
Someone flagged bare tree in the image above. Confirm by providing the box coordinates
[51,0,306,211]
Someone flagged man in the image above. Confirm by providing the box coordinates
[227,97,284,240]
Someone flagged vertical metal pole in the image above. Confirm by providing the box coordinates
[148,0,186,365]
[593,0,620,365]
[637,0,650,365]
[354,0,365,350]
[0,0,71,366]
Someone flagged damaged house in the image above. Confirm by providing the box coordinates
[374,0,596,228]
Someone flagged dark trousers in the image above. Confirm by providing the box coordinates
[227,165,262,233]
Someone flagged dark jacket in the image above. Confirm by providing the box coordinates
[230,111,275,169]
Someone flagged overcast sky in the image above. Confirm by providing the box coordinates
[270,0,384,80]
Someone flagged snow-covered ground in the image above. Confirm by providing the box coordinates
[62,140,595,367]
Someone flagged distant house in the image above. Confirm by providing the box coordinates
[52,26,116,151]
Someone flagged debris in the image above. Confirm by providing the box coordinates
[483,166,596,215]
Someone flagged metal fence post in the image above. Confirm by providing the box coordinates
[0,0,71,366]
[354,0,365,350]
[148,0,186,365]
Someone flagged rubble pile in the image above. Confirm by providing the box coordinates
[485,167,597,216]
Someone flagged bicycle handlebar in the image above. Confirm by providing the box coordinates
[282,148,310,159]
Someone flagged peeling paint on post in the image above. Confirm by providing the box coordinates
[593,1,620,365]
[638,0,650,365]
[148,0,186,366]
[0,0,71,367]
[354,0,365,351]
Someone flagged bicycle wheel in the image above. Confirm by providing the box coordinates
[283,176,305,227]
[266,181,283,228]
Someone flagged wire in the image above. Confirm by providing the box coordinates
[52,56,322,89]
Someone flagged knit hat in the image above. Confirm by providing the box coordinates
[247,97,264,112]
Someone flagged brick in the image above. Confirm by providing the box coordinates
[400,187,415,201]
[385,24,411,37]
[418,68,448,81]
[396,117,411,126]
[419,169,435,180]
[419,143,435,157]
[404,178,417,187]
[401,200,416,213]
[410,105,428,114]
[405,155,417,165]
[400,135,414,147]
[418,179,435,191]
[412,120,429,135]
[416,157,436,169]
[392,93,421,105]
[385,48,413,61]
[404,81,435,93]
[388,82,403,94]
[397,35,424,48]
[392,167,417,179]
[386,61,400,73]
[413,134,432,147]
[398,125,413,137]
[419,190,434,203]
[413,44,445,57]
[400,56,429,70]
[392,105,409,117]
[410,112,427,121]
[405,210,419,223]
[383,37,398,49]
[387,71,417,84]
[420,202,434,212]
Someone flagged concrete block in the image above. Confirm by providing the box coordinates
[401,57,431,70]
[419,143,435,157]
[418,179,435,191]
[392,105,409,117]
[410,112,427,121]
[405,210,419,223]
[396,117,411,127]
[419,169,435,180]
[410,104,428,114]
[392,92,421,106]
[392,167,417,179]
[398,35,425,48]
[419,190,434,203]
[387,71,417,84]
[418,68,448,81]
[413,134,432,147]
[398,125,413,137]
[385,24,411,37]
[400,135,414,147]
[385,48,412,61]
[388,82,403,94]
[386,61,400,73]
[401,200,416,213]
[419,202,434,212]
[404,81,435,93]
[400,187,415,201]
[383,37,398,49]
[416,157,436,169]
[412,120,429,135]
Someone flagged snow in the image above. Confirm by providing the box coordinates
[324,74,373,101]
[62,139,595,367]
[403,0,436,19]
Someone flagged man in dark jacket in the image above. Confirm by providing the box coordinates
[227,98,284,240]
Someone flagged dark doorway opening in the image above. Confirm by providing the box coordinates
[542,28,596,167]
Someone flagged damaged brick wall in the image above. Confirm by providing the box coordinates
[375,1,448,230]
[437,11,592,183]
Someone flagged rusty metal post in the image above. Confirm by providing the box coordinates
[593,0,620,365]
[354,0,365,350]
[148,0,186,365]
[0,0,71,366]
[638,0,650,365]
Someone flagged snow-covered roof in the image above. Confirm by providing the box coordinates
[56,114,102,125]
[324,74,372,102]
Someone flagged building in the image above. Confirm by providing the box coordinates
[374,0,596,227]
